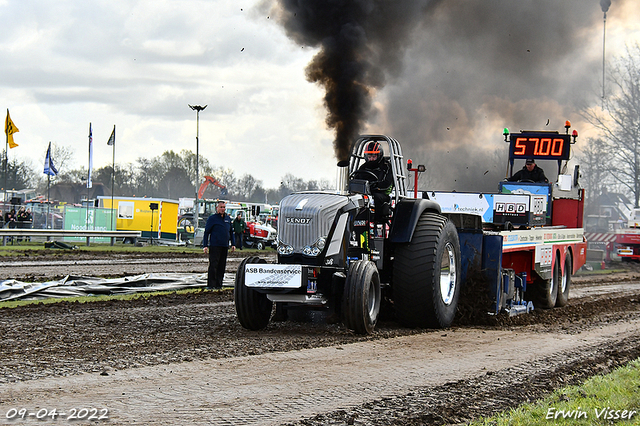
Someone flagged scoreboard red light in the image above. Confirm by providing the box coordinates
[508,132,571,161]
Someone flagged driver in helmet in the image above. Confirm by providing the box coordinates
[356,141,394,217]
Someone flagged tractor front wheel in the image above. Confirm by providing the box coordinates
[342,260,381,334]
[234,256,273,330]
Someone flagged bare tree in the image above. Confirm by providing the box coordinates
[236,174,263,200]
[134,157,162,197]
[180,149,214,189]
[112,163,136,196]
[39,143,76,184]
[585,43,640,207]
[577,137,614,215]
[278,173,307,199]
[159,166,193,200]
[37,149,337,204]
[51,143,74,172]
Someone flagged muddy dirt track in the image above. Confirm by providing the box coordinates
[1,251,640,425]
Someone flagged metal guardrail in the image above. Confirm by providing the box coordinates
[0,229,142,246]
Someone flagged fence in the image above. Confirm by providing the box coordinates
[0,229,142,246]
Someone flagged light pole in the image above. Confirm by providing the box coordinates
[189,104,207,231]
[601,0,611,105]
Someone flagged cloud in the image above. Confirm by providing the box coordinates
[0,0,336,189]
[0,0,638,194]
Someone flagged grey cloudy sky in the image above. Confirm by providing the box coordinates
[1,0,639,191]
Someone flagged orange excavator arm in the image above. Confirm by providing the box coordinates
[198,176,227,199]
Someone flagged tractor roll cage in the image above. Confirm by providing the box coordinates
[349,135,408,205]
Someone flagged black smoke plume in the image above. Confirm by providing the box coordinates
[271,0,439,161]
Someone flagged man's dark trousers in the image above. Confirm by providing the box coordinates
[208,246,229,289]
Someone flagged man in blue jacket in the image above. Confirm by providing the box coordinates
[202,200,236,289]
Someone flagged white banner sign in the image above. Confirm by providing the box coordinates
[244,264,302,288]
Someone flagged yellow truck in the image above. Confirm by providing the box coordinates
[98,196,179,243]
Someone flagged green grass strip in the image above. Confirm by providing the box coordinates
[472,359,640,425]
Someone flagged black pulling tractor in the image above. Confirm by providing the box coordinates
[234,135,465,334]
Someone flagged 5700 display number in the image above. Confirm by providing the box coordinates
[509,132,571,160]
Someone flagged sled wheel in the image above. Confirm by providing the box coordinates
[393,212,461,329]
[530,251,559,309]
[234,256,273,330]
[342,260,381,334]
[556,251,572,307]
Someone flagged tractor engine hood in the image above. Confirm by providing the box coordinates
[278,192,354,256]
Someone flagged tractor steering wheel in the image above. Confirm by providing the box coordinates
[350,169,378,182]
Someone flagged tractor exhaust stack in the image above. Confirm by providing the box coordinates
[336,160,349,194]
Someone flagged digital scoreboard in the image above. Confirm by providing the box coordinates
[508,132,572,161]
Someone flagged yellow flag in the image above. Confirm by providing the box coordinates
[5,109,19,148]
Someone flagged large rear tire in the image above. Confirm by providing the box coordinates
[342,260,381,334]
[556,251,572,307]
[393,212,461,329]
[530,252,559,309]
[234,256,273,330]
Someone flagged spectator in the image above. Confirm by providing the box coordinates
[202,201,236,290]
[17,206,28,224]
[16,206,27,242]
[4,208,16,244]
[232,212,246,250]
[5,208,16,228]
[24,208,33,241]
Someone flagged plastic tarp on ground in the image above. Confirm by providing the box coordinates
[0,273,209,302]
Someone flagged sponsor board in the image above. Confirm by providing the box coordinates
[429,192,494,222]
[245,264,302,288]
[493,194,530,223]
[500,228,584,250]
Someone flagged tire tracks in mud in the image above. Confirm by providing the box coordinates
[1,318,639,425]
[0,255,639,425]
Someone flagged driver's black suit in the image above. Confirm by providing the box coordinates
[357,156,394,218]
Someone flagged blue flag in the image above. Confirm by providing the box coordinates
[44,142,58,176]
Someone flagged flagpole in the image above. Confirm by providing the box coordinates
[86,123,91,233]
[110,125,115,231]
[4,109,20,205]
[43,141,58,228]
[47,167,51,229]
[4,109,7,204]
[4,133,6,205]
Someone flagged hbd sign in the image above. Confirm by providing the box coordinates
[493,194,531,225]
[495,202,527,215]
